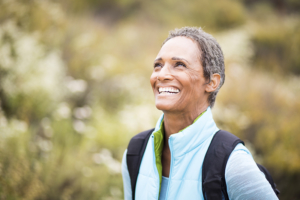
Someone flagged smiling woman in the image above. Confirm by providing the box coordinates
[150,36,220,123]
[122,27,278,200]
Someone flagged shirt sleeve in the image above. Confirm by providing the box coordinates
[225,143,279,200]
[122,149,133,200]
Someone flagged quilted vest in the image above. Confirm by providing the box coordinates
[135,107,219,200]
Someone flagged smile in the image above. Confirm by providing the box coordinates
[158,87,180,94]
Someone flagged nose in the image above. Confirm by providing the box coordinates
[157,64,173,81]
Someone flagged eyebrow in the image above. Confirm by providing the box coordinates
[171,57,190,64]
[154,57,190,64]
[154,57,163,62]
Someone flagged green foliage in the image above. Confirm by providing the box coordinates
[243,0,300,13]
[60,0,247,31]
[252,19,300,75]
[0,0,300,199]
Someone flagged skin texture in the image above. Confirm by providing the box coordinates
[150,36,220,177]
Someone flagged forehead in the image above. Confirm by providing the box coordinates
[156,36,201,62]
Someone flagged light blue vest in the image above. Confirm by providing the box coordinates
[135,107,219,200]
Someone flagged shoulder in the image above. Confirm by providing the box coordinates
[225,144,278,200]
[122,149,134,200]
[122,149,129,179]
[127,128,154,148]
[225,143,258,180]
[230,143,251,156]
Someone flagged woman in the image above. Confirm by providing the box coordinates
[122,27,278,200]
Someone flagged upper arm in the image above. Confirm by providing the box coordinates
[225,144,278,200]
[122,149,133,200]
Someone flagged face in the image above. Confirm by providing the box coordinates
[150,36,210,114]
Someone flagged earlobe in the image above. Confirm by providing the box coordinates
[205,73,221,93]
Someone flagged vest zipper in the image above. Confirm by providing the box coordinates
[164,135,174,200]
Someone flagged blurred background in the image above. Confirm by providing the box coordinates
[0,0,300,199]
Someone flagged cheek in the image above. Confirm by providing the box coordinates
[175,70,202,89]
[175,70,205,103]
[150,73,157,89]
[187,68,202,82]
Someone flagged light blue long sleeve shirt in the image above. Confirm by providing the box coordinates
[122,143,278,200]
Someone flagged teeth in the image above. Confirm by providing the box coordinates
[158,87,180,93]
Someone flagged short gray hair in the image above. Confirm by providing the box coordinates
[163,27,225,108]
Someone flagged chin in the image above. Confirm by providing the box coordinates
[155,101,176,112]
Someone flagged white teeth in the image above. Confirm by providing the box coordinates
[158,87,180,94]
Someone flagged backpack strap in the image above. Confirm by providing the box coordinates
[256,164,280,195]
[202,130,280,199]
[126,128,154,200]
[202,130,244,200]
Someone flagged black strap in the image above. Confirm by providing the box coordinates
[256,164,280,195]
[202,130,280,199]
[202,130,244,200]
[126,128,154,200]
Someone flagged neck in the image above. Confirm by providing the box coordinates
[163,106,208,143]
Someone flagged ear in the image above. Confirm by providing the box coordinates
[205,73,221,93]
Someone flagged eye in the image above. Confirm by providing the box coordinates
[154,63,162,68]
[175,62,186,68]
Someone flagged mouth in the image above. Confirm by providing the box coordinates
[158,87,180,95]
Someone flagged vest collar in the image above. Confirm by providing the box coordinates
[154,107,219,157]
